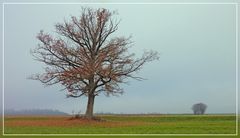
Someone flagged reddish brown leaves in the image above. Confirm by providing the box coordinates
[31,7,159,99]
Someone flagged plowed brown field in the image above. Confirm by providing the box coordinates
[5,116,150,127]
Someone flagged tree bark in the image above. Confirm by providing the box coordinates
[85,94,95,118]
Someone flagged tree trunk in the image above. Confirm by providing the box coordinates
[85,94,95,119]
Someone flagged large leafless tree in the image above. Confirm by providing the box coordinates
[31,7,159,119]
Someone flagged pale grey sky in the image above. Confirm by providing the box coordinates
[0,1,239,114]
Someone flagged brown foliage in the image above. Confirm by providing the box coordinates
[30,7,159,117]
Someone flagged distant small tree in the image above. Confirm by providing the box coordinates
[192,103,207,115]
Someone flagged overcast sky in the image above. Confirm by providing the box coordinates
[0,2,238,114]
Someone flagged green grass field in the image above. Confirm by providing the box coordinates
[3,114,236,134]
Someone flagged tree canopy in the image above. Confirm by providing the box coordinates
[31,7,159,118]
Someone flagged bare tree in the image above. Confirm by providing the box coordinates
[192,103,207,115]
[30,7,159,119]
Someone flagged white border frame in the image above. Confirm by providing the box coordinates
[1,2,238,136]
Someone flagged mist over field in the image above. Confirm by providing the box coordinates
[0,2,238,115]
